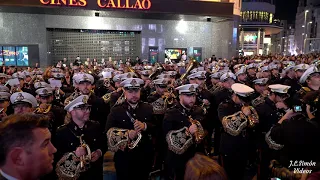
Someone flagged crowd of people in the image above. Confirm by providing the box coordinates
[0,53,320,180]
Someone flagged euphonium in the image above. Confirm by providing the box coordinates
[241,106,259,128]
[56,135,91,179]
[188,116,205,144]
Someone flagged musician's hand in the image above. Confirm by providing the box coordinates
[128,130,138,140]
[75,147,86,157]
[0,111,7,119]
[202,99,210,106]
[134,120,145,132]
[188,124,198,135]
[276,102,288,110]
[242,106,251,116]
[91,150,102,162]
[262,90,270,96]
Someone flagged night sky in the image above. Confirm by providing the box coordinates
[275,0,300,24]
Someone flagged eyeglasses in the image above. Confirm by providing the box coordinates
[74,106,91,111]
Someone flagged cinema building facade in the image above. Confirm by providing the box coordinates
[0,0,241,67]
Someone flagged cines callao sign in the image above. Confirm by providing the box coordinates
[40,0,152,10]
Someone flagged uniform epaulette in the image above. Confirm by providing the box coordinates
[151,91,157,95]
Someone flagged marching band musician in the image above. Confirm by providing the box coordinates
[217,83,257,180]
[192,71,214,155]
[54,95,108,180]
[295,66,320,117]
[269,64,281,84]
[209,71,223,94]
[106,78,155,180]
[35,87,65,137]
[163,84,205,180]
[246,63,257,83]
[255,84,290,180]
[0,73,7,85]
[211,72,236,156]
[10,92,37,115]
[251,78,269,107]
[294,63,309,80]
[281,65,301,96]
[235,66,249,85]
[67,72,109,128]
[0,91,12,120]
[266,104,320,179]
[140,70,152,102]
[147,78,173,170]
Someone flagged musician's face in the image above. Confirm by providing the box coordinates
[180,94,196,109]
[13,103,33,114]
[72,106,91,122]
[247,69,256,77]
[211,78,219,85]
[262,71,271,78]
[195,78,205,88]
[39,95,53,104]
[254,84,267,94]
[238,74,247,82]
[308,73,320,87]
[25,76,32,82]
[0,100,9,109]
[296,70,305,78]
[189,79,196,84]
[125,88,141,104]
[155,85,166,95]
[77,82,92,95]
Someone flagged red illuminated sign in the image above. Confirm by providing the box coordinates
[39,0,151,9]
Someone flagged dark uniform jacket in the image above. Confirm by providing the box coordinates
[255,97,283,148]
[88,94,110,128]
[105,101,155,180]
[270,114,320,169]
[54,120,108,180]
[281,76,301,97]
[163,103,204,179]
[217,99,249,155]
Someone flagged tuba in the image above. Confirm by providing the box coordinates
[56,134,91,179]
[188,116,205,144]
[176,59,199,86]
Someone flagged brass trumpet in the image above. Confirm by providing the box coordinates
[34,103,52,114]
[241,106,259,128]
[188,116,205,144]
[161,87,176,105]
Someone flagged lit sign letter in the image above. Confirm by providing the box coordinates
[97,0,106,7]
[133,0,142,9]
[141,0,151,9]
[125,0,133,8]
[78,0,87,6]
[106,0,116,8]
[69,0,78,6]
[40,0,50,4]
[117,0,125,8]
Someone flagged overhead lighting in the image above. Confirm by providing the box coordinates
[309,21,313,24]
[305,10,309,12]
[302,25,305,27]
[302,33,305,35]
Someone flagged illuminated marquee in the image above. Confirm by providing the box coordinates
[39,0,152,9]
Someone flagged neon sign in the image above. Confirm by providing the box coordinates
[39,0,152,9]
[98,0,151,9]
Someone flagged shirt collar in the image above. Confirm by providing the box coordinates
[0,170,18,180]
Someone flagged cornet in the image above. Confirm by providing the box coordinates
[188,116,205,144]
